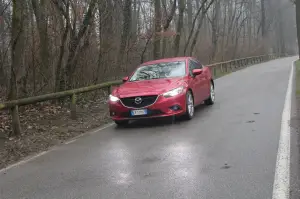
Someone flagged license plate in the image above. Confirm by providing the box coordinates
[131,109,147,116]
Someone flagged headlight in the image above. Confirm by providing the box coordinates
[109,94,120,102]
[163,86,185,98]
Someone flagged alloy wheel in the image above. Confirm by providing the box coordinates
[187,92,194,117]
[210,84,215,102]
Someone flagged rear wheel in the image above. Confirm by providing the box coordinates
[184,91,194,120]
[114,120,129,126]
[204,82,215,105]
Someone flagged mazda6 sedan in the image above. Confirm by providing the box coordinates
[108,57,215,126]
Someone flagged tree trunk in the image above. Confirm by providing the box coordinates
[189,0,214,56]
[189,12,206,56]
[63,0,97,89]
[118,0,132,72]
[153,0,162,60]
[55,9,69,92]
[184,0,211,55]
[161,0,177,58]
[9,0,26,136]
[296,0,300,58]
[31,0,49,81]
[0,0,5,85]
[187,0,193,32]
[211,0,220,61]
[261,0,266,38]
[173,0,185,56]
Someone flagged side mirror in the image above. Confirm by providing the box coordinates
[122,76,129,82]
[192,69,203,76]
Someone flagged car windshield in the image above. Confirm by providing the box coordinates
[129,61,186,82]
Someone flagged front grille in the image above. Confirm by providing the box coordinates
[120,95,158,108]
[121,109,164,118]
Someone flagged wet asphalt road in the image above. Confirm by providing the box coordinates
[0,57,296,199]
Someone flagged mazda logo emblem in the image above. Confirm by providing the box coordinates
[135,97,142,104]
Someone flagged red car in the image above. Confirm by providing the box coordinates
[108,57,215,126]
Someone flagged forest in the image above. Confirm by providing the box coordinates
[0,0,297,100]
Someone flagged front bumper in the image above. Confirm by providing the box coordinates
[108,93,187,121]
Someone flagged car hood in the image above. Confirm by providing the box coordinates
[114,77,186,98]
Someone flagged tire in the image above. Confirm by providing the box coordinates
[114,120,129,126]
[204,82,215,105]
[184,90,195,120]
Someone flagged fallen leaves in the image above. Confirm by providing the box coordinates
[0,92,111,169]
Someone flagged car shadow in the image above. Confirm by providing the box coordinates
[115,103,211,130]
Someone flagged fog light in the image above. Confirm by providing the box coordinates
[111,112,116,116]
[170,105,181,111]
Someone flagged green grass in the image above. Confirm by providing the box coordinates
[295,60,300,96]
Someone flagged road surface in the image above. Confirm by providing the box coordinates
[0,57,297,199]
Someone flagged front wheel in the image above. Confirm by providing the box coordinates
[204,83,215,105]
[184,91,195,120]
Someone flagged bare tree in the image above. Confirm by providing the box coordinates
[153,0,162,59]
[31,0,49,81]
[9,0,26,136]
[296,0,300,57]
[118,0,132,71]
[173,0,185,56]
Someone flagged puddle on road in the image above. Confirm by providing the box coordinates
[221,163,231,169]
[141,156,161,164]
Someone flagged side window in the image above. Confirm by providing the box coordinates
[197,62,203,69]
[192,59,203,69]
[189,60,197,76]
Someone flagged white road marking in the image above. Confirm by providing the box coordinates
[0,151,48,174]
[64,123,114,145]
[0,123,115,174]
[272,61,294,199]
[64,139,76,145]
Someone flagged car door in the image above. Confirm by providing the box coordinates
[192,59,210,101]
[188,60,202,105]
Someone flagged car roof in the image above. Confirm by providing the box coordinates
[141,57,195,66]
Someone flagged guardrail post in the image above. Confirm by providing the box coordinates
[11,105,21,136]
[70,94,77,120]
[220,63,223,73]
[107,85,111,94]
[213,66,217,78]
